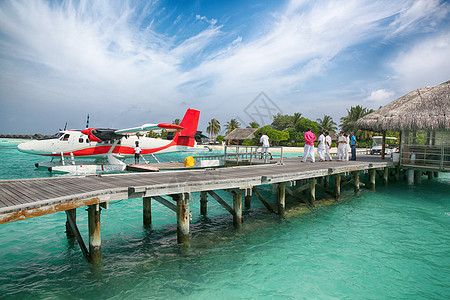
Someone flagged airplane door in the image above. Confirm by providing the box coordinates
[55,133,71,153]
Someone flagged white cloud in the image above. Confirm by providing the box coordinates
[389,0,447,35]
[0,0,448,133]
[390,32,450,92]
[365,89,395,102]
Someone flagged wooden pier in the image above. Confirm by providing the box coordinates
[0,155,422,263]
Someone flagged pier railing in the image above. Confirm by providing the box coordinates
[224,145,284,165]
[400,130,450,171]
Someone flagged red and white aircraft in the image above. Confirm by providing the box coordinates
[18,109,200,174]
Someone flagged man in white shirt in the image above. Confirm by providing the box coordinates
[134,142,142,164]
[259,134,273,160]
[337,131,347,161]
[325,132,333,161]
[317,131,326,162]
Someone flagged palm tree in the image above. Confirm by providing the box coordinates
[206,118,221,140]
[225,118,241,134]
[292,113,302,128]
[247,121,260,128]
[172,119,181,125]
[316,115,337,132]
[340,105,374,139]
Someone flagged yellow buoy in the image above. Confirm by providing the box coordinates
[184,156,195,168]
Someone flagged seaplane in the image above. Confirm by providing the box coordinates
[17,108,200,174]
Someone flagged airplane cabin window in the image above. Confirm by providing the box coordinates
[79,138,83,143]
[86,139,89,143]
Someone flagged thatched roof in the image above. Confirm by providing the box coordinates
[224,128,258,140]
[356,80,450,131]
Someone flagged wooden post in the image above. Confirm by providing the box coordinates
[200,191,208,215]
[324,176,330,189]
[175,194,190,244]
[383,167,389,185]
[427,171,434,180]
[88,204,101,264]
[369,169,376,191]
[394,167,400,182]
[381,130,386,160]
[434,172,439,178]
[309,178,316,203]
[143,197,151,227]
[65,208,76,238]
[302,179,307,195]
[233,192,243,228]
[277,184,286,217]
[354,172,360,193]
[245,193,252,210]
[334,175,340,200]
[415,170,422,183]
[318,177,324,186]
[407,169,414,185]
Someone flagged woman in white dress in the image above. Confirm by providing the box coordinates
[337,131,346,161]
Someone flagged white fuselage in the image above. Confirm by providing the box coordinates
[17,131,190,158]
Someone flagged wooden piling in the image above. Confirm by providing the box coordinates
[427,171,434,180]
[88,204,102,263]
[434,172,439,178]
[277,184,286,217]
[143,197,151,226]
[383,167,389,185]
[407,169,414,185]
[394,167,400,182]
[369,169,376,191]
[245,193,252,210]
[309,178,316,203]
[65,208,76,238]
[334,175,340,200]
[415,170,422,183]
[354,172,360,193]
[318,177,324,186]
[324,176,330,189]
[174,194,190,244]
[200,191,208,215]
[233,192,243,228]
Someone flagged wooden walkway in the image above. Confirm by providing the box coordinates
[1,154,403,263]
[0,155,391,224]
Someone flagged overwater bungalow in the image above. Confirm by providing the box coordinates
[356,80,449,172]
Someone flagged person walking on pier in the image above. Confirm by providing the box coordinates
[337,131,346,161]
[350,132,357,160]
[317,131,326,162]
[259,134,273,160]
[134,142,142,164]
[344,133,350,161]
[302,128,316,163]
[325,131,332,161]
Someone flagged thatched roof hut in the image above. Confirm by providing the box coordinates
[224,128,258,141]
[356,80,449,131]
[355,80,449,172]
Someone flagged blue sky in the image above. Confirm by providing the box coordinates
[0,0,449,134]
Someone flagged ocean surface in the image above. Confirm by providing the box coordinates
[0,139,449,299]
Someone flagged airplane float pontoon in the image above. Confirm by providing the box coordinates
[17,109,200,174]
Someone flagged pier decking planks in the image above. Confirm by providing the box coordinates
[0,156,391,224]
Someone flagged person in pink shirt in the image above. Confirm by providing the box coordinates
[302,128,317,163]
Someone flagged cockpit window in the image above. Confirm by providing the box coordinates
[61,134,70,141]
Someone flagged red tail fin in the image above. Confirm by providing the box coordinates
[173,109,200,147]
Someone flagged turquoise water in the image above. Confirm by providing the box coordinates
[0,139,449,299]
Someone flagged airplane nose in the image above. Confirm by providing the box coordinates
[17,141,37,154]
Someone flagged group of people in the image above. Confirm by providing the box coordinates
[302,129,357,163]
[259,129,357,163]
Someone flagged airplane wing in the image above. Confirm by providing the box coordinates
[115,123,184,135]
